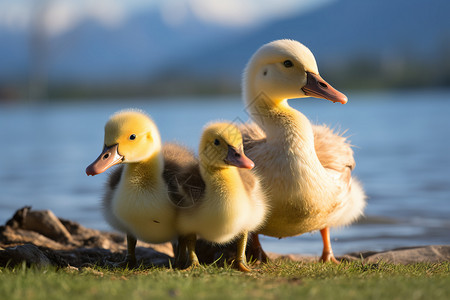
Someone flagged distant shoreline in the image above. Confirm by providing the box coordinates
[2,86,450,104]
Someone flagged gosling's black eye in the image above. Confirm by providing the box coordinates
[214,139,220,146]
[129,134,136,140]
[283,60,293,68]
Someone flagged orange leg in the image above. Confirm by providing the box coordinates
[319,228,339,264]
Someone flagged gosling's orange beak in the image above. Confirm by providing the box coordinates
[301,72,348,104]
[86,144,123,176]
[224,145,254,169]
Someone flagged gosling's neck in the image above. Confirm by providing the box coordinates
[246,94,332,187]
[199,164,243,200]
[247,95,314,145]
[123,151,164,190]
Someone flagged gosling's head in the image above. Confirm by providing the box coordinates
[244,39,347,106]
[86,109,161,176]
[199,122,254,170]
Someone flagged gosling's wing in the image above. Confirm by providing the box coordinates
[313,124,355,188]
[240,121,355,192]
[162,143,205,208]
[175,163,206,208]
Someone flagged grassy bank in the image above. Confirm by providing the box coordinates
[1,260,449,300]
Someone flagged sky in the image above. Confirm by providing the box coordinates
[0,0,332,36]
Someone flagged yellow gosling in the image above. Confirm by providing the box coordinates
[175,122,268,272]
[241,39,366,263]
[86,109,195,267]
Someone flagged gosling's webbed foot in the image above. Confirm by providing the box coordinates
[183,259,204,271]
[181,234,202,271]
[233,259,251,273]
[319,228,339,264]
[319,251,340,264]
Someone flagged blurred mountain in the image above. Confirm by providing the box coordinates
[1,0,450,99]
[0,8,243,82]
[47,10,246,82]
[178,0,450,85]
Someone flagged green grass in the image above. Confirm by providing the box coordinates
[1,260,449,300]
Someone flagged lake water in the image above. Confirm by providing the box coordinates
[1,90,449,256]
